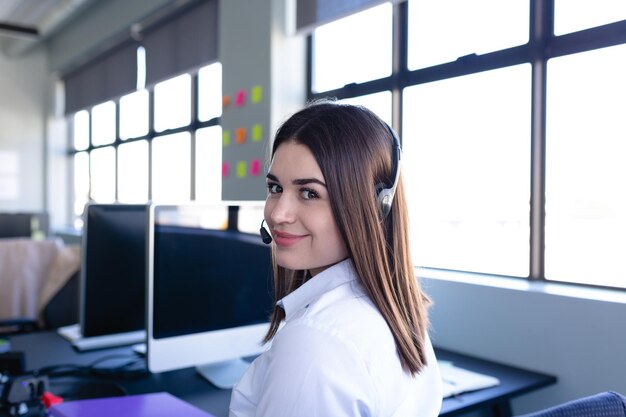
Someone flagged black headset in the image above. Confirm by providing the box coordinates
[375,123,402,219]
[260,122,402,244]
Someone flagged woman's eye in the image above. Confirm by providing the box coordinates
[301,189,319,200]
[267,183,282,194]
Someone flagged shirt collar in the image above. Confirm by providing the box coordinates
[277,258,357,320]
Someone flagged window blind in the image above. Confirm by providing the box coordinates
[296,0,396,34]
[142,0,218,86]
[63,39,138,115]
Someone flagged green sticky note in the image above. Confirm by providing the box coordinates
[252,124,263,142]
[237,161,247,178]
[222,130,231,147]
[251,85,263,103]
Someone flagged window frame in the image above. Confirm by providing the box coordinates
[306,0,626,291]
[67,69,221,224]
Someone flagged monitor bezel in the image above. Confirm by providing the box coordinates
[146,202,272,376]
[79,202,148,338]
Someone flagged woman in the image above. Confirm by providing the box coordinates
[230,100,442,416]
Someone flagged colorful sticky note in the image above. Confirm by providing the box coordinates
[250,159,261,176]
[235,127,246,144]
[222,95,231,108]
[235,89,246,106]
[222,162,230,177]
[252,124,262,142]
[251,85,263,103]
[237,161,247,178]
[222,130,231,146]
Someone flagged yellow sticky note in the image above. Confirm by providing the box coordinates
[237,161,247,178]
[252,124,262,142]
[222,130,231,147]
[251,85,263,103]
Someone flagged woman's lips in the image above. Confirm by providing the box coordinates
[273,230,307,247]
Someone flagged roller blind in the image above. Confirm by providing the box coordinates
[63,39,138,115]
[296,0,395,34]
[142,0,218,86]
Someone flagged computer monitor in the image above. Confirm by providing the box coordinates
[146,203,274,389]
[0,212,49,238]
[58,203,148,350]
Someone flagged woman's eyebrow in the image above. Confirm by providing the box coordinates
[266,173,326,187]
[293,178,326,187]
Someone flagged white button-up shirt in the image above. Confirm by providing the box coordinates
[229,259,443,417]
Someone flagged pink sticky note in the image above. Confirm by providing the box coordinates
[250,159,261,176]
[235,90,246,106]
[222,162,230,177]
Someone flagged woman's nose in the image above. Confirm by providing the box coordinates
[267,194,296,225]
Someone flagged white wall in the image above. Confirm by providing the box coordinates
[0,47,47,211]
[423,271,626,414]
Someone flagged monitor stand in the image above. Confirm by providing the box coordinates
[57,324,146,351]
[196,358,251,389]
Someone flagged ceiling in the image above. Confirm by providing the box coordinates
[0,0,93,56]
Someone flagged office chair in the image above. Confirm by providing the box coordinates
[0,238,79,335]
[518,391,626,417]
[0,272,79,336]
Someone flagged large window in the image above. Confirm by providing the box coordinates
[69,60,223,224]
[403,65,531,277]
[308,1,626,290]
[545,44,626,287]
[312,3,392,93]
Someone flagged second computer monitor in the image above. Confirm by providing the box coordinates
[81,203,148,338]
[146,203,274,389]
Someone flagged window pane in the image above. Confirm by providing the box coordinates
[73,110,89,151]
[554,0,626,35]
[152,132,191,202]
[198,63,222,122]
[195,126,222,202]
[137,46,146,90]
[154,74,192,132]
[90,146,116,203]
[408,0,529,70]
[118,140,149,203]
[91,101,116,146]
[238,204,265,234]
[403,65,531,277]
[545,45,626,289]
[120,90,149,140]
[73,151,90,226]
[339,92,392,126]
[312,3,392,93]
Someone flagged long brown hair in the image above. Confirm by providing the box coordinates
[263,99,430,375]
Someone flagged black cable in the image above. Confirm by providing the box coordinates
[35,352,147,379]
[0,353,149,416]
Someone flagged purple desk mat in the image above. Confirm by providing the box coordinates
[48,391,217,417]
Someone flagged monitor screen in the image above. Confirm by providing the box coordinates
[81,204,147,338]
[147,204,274,388]
[0,212,49,238]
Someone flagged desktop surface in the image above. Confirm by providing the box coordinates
[8,332,556,417]
[436,348,557,416]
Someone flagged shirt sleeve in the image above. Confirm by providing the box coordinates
[254,320,377,417]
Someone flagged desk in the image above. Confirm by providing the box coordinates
[7,332,555,417]
[436,348,556,416]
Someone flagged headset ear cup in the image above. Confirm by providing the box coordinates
[375,183,393,219]
[379,189,393,218]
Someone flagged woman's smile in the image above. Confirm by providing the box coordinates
[272,230,308,247]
